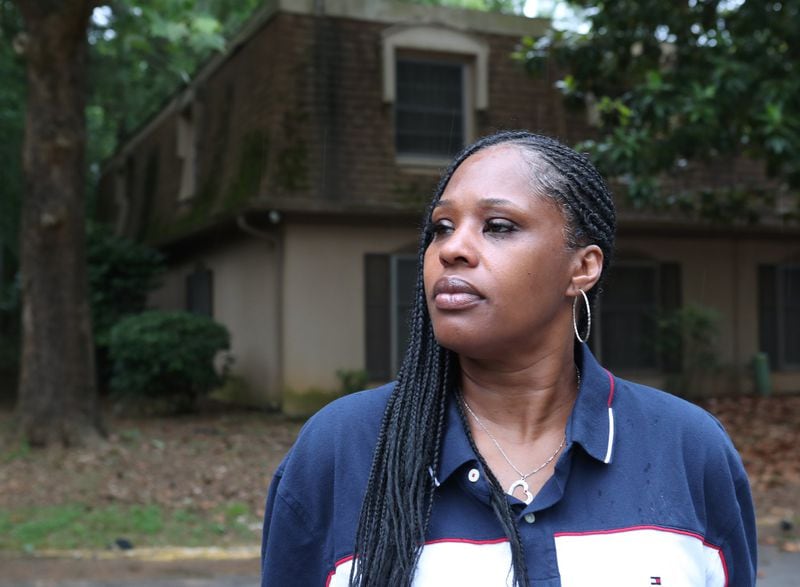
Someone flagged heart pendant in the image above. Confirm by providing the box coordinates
[507,479,533,505]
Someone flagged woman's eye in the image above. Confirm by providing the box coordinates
[485,219,516,234]
[430,220,454,237]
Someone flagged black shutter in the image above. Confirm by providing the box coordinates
[758,265,778,369]
[660,262,682,372]
[365,254,391,381]
[186,266,213,317]
[782,266,800,366]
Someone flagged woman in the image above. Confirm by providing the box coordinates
[261,131,757,586]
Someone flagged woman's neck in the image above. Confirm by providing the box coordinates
[458,341,579,444]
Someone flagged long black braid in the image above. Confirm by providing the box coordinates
[350,131,616,586]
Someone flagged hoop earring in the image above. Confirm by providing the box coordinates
[572,288,591,343]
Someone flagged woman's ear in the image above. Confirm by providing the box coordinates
[567,244,603,296]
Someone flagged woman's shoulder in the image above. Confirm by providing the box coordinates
[278,382,395,471]
[303,381,395,435]
[615,376,720,425]
[263,384,396,583]
[613,376,741,461]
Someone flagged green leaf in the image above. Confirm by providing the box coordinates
[525,0,800,219]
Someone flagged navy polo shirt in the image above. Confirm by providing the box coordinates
[261,345,757,586]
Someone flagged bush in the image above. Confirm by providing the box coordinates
[336,369,369,395]
[109,311,231,412]
[657,303,720,398]
[0,224,166,395]
[87,223,165,349]
[87,222,165,391]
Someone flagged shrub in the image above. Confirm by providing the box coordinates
[86,223,165,349]
[0,224,166,394]
[87,223,165,391]
[657,303,720,398]
[109,311,231,412]
[336,369,369,395]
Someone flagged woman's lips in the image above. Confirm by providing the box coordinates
[432,277,483,310]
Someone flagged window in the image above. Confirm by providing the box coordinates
[186,265,213,317]
[382,26,488,164]
[598,261,681,372]
[134,147,161,237]
[113,156,134,234]
[759,264,800,369]
[395,57,465,158]
[365,253,417,380]
[177,101,196,201]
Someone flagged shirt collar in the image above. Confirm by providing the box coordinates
[436,390,479,487]
[434,343,616,486]
[569,343,616,464]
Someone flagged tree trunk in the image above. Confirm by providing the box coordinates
[14,0,102,446]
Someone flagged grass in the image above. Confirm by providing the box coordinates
[0,502,261,552]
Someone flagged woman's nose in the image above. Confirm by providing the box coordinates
[438,225,478,267]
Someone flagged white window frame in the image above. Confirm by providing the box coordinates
[382,25,488,167]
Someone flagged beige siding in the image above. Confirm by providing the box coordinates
[614,234,800,394]
[149,238,281,408]
[616,237,737,362]
[282,222,417,396]
[737,239,800,393]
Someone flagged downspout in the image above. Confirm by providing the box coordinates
[236,210,279,246]
[236,211,284,411]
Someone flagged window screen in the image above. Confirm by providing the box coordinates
[392,256,418,375]
[365,253,417,380]
[761,264,800,369]
[395,58,464,158]
[782,266,800,365]
[600,264,660,370]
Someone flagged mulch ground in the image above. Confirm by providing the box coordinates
[0,404,302,529]
[0,393,797,547]
[703,394,800,547]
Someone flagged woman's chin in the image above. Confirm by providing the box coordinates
[433,332,502,361]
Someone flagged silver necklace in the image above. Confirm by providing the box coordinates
[460,369,578,505]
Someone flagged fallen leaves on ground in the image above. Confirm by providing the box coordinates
[0,405,302,521]
[702,394,800,543]
[0,394,797,546]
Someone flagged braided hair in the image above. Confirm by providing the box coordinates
[350,131,616,586]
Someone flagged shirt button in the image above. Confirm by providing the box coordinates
[524,513,536,524]
[467,468,480,483]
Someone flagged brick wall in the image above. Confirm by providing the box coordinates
[97,9,588,243]
[298,17,582,209]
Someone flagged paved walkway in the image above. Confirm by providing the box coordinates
[0,545,797,586]
[0,555,259,587]
[5,580,257,587]
[759,544,800,586]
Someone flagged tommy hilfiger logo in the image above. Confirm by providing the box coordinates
[650,578,662,585]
